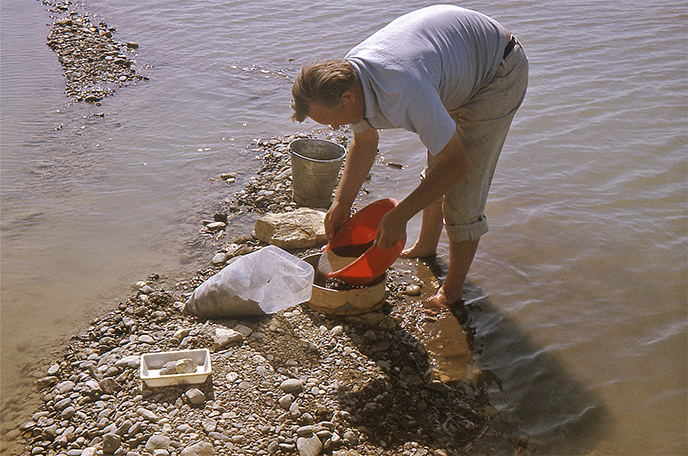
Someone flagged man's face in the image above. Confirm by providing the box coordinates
[308,92,364,130]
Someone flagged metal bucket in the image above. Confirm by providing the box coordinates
[289,138,346,208]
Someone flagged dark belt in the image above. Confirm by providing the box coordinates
[503,35,517,59]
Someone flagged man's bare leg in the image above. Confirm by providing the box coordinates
[401,200,444,258]
[426,238,480,309]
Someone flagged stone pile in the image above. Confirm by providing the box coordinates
[43,0,147,102]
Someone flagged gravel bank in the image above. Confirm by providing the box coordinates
[42,0,148,103]
[0,134,521,456]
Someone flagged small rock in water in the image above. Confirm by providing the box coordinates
[211,252,227,265]
[205,221,226,232]
[405,284,422,296]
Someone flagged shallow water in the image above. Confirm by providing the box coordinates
[1,0,686,454]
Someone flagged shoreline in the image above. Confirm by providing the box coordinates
[0,134,520,456]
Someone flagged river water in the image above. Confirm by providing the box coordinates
[1,0,686,454]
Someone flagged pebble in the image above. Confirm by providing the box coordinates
[204,221,226,232]
[102,433,121,453]
[280,378,303,394]
[180,441,215,456]
[405,284,422,296]
[145,435,170,451]
[214,328,244,350]
[211,252,227,265]
[297,434,323,456]
[138,334,155,344]
[279,394,294,410]
[184,388,206,405]
[137,407,159,423]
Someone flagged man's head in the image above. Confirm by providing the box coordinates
[291,60,364,129]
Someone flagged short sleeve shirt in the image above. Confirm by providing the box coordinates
[345,5,506,155]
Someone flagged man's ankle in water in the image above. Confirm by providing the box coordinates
[400,244,437,258]
[424,287,463,310]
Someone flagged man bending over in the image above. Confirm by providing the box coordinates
[291,5,528,309]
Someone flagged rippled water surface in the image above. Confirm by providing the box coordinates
[1,0,686,454]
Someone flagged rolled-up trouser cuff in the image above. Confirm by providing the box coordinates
[444,215,489,243]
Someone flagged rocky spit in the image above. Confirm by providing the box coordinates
[0,133,524,456]
[42,0,148,103]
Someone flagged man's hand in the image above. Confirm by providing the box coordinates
[324,202,351,240]
[374,131,471,249]
[325,127,380,239]
[374,208,408,250]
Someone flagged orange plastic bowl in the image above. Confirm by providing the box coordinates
[324,198,405,286]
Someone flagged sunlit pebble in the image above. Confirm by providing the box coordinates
[405,284,421,296]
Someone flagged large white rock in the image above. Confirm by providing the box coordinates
[254,208,327,249]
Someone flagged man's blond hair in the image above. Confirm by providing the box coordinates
[291,59,358,122]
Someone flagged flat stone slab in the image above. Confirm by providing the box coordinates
[254,208,327,249]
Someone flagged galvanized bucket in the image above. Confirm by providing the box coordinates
[289,138,346,208]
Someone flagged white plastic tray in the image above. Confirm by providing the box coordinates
[140,348,211,387]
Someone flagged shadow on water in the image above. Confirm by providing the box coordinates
[421,256,612,455]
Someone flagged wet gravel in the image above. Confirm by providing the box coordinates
[43,0,148,103]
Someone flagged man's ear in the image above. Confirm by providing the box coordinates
[341,90,355,104]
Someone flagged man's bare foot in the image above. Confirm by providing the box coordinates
[400,245,437,259]
[423,287,462,312]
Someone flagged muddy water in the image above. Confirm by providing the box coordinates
[1,0,686,454]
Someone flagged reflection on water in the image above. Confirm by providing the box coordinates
[417,309,473,384]
[419,256,611,454]
[465,293,611,454]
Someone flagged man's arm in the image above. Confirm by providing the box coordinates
[375,130,470,249]
[324,127,380,238]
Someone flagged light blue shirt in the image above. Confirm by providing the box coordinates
[346,5,507,155]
